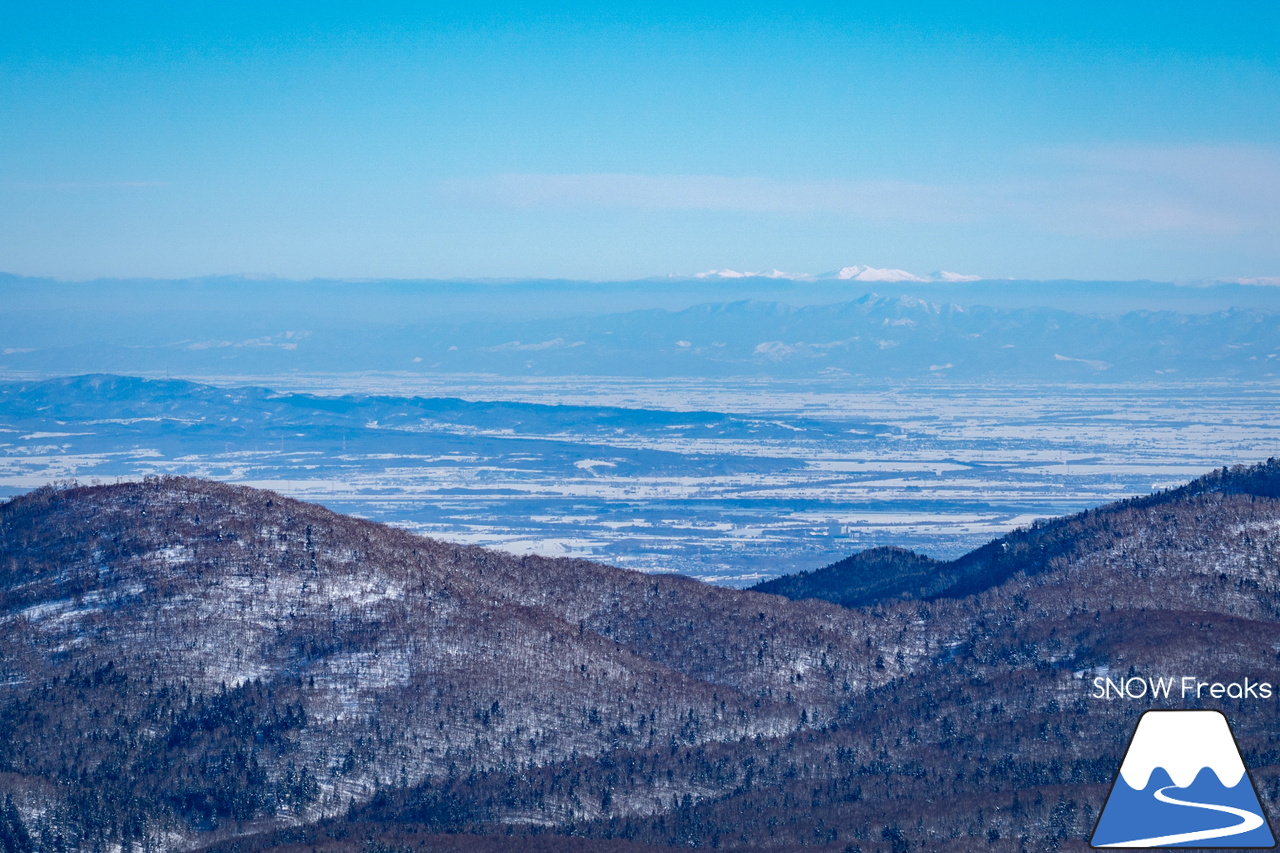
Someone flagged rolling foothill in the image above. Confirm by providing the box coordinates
[2,459,1279,851]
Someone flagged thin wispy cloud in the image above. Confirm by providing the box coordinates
[440,173,972,222]
[7,180,172,190]
[1024,144,1280,237]
[442,145,1280,244]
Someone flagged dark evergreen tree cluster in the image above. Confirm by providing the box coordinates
[1,461,1278,851]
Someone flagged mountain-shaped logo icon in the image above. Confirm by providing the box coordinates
[1092,710,1276,848]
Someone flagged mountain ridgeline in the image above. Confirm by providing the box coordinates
[1,461,1280,852]
[5,277,1280,381]
[750,459,1280,606]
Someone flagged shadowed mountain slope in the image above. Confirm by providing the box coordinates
[749,547,941,608]
[2,461,1280,852]
[752,458,1280,606]
[0,477,894,851]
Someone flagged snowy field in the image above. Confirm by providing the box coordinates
[2,372,1277,585]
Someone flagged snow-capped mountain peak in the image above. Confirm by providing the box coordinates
[832,265,927,283]
[687,266,981,283]
[931,270,982,283]
[691,268,813,280]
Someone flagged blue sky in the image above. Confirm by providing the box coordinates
[2,2,1278,281]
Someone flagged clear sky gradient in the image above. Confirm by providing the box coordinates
[2,2,1278,281]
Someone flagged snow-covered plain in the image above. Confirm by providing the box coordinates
[1,373,1277,585]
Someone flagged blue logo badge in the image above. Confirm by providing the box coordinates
[1092,710,1275,848]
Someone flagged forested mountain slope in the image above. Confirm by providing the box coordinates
[749,547,942,608]
[0,478,893,851]
[2,461,1280,852]
[753,458,1280,606]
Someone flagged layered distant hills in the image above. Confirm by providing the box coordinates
[2,461,1280,851]
[3,273,1279,380]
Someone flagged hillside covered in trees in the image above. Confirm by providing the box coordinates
[3,461,1280,852]
[751,459,1280,605]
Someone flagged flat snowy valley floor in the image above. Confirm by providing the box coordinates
[2,373,1276,585]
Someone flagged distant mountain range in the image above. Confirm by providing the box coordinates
[3,274,1279,381]
[3,460,1280,851]
[689,266,981,283]
[4,292,1280,381]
